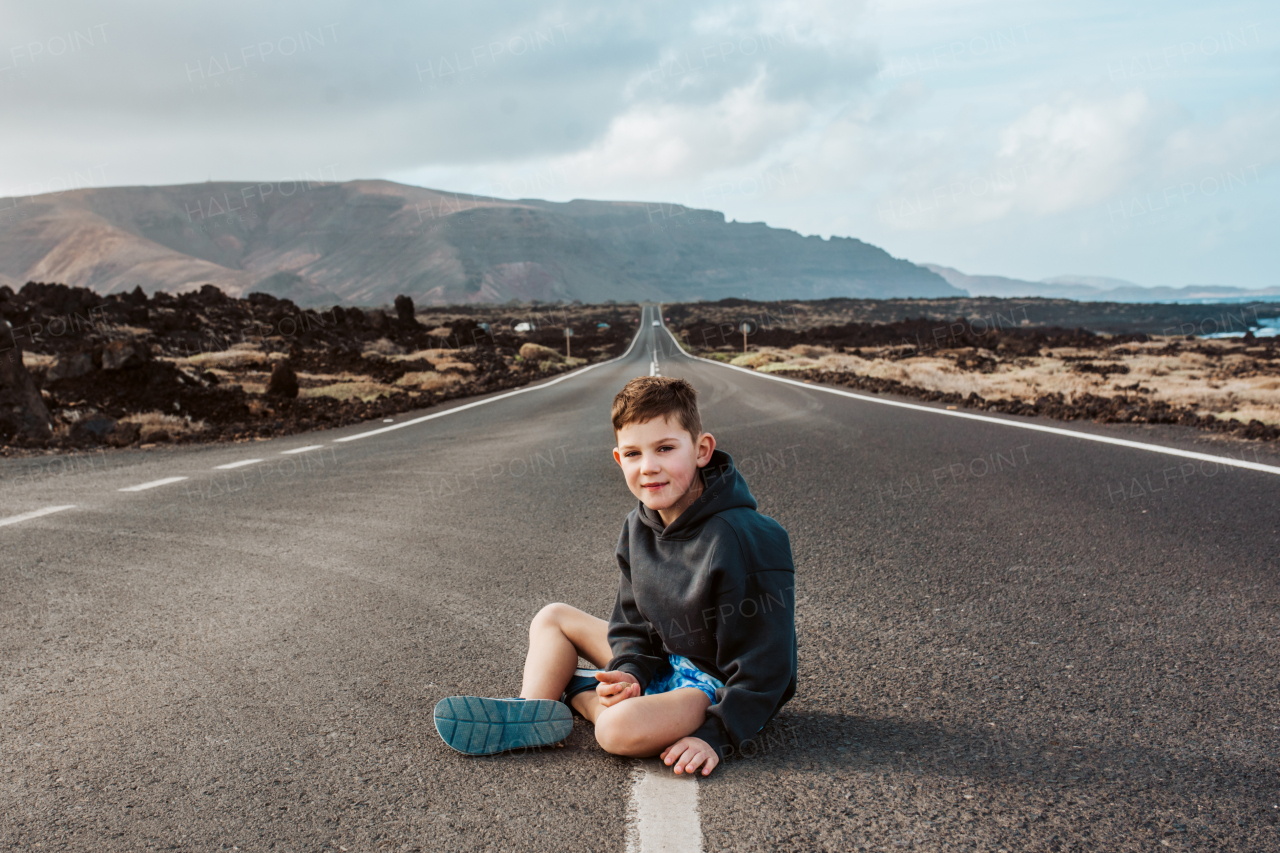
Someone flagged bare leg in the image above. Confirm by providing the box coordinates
[520,603,612,700]
[591,688,712,757]
[519,603,712,758]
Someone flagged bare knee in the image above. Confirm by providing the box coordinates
[594,714,630,755]
[529,602,574,637]
[594,709,642,756]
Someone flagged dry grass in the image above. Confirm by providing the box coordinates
[730,351,786,368]
[387,348,455,361]
[759,356,822,373]
[788,344,836,359]
[105,324,152,336]
[734,339,1280,425]
[520,343,565,362]
[300,381,403,402]
[176,349,277,369]
[383,348,476,373]
[526,356,586,371]
[393,371,464,393]
[363,337,406,356]
[119,410,207,436]
[296,370,358,383]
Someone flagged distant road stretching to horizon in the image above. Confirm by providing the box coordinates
[3,306,1277,851]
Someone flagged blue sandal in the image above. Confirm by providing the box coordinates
[433,696,573,755]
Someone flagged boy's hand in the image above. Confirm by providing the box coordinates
[661,736,719,776]
[594,671,641,707]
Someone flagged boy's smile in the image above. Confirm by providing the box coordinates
[614,413,716,527]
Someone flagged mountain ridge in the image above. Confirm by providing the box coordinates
[0,179,961,307]
[925,263,1280,303]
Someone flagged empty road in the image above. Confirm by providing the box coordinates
[3,305,1278,852]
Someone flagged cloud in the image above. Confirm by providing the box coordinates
[994,90,1161,214]
[554,70,815,187]
[2,0,1276,287]
[860,87,1278,235]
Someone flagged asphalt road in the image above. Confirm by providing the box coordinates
[2,305,1278,852]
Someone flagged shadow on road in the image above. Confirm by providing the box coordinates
[718,711,1277,811]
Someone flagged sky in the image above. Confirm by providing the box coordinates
[2,0,1276,288]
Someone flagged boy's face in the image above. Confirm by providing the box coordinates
[613,414,716,522]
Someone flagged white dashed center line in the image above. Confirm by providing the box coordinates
[626,760,703,853]
[280,445,326,454]
[214,458,263,469]
[0,505,77,527]
[118,476,189,492]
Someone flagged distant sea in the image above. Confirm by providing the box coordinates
[1205,317,1280,338]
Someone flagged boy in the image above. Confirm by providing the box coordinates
[434,376,797,776]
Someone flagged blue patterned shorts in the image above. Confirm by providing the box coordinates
[643,654,725,704]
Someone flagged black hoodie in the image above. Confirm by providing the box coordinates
[606,448,798,758]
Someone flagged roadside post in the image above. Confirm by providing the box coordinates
[565,327,573,358]
[740,322,751,353]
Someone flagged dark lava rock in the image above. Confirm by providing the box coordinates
[71,414,119,443]
[106,421,141,447]
[0,280,630,454]
[100,339,150,370]
[0,323,53,443]
[676,313,1156,358]
[48,350,95,381]
[1073,362,1130,376]
[395,294,416,323]
[266,361,300,398]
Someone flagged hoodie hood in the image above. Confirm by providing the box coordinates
[637,449,758,539]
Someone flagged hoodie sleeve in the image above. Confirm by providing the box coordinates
[604,525,666,690]
[692,526,797,759]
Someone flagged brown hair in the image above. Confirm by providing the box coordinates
[611,376,702,439]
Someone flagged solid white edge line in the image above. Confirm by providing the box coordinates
[0,505,77,527]
[214,458,263,469]
[117,476,189,492]
[333,305,651,443]
[280,445,326,454]
[655,316,1280,478]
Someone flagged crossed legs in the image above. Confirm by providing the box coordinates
[520,603,711,757]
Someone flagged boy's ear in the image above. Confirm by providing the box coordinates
[612,447,624,467]
[695,431,716,467]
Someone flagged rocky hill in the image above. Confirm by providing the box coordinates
[0,180,959,308]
